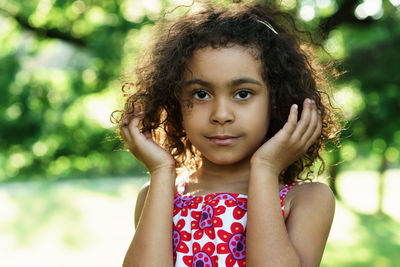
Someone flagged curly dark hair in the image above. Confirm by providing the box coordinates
[111,1,342,184]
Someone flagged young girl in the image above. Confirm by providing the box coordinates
[114,1,341,266]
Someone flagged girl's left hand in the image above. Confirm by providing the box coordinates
[251,98,322,175]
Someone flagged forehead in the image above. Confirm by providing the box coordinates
[184,45,264,82]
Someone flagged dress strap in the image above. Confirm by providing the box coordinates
[280,180,298,215]
[279,180,297,199]
[175,175,188,195]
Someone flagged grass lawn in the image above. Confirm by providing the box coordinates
[0,170,399,267]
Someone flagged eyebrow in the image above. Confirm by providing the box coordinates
[183,77,264,88]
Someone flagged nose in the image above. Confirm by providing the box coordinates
[210,98,234,125]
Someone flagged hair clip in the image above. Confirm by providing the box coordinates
[255,19,278,35]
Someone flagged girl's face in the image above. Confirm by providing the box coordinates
[181,45,270,165]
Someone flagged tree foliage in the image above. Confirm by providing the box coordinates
[0,0,399,181]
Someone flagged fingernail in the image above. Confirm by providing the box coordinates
[293,104,298,110]
[307,98,312,104]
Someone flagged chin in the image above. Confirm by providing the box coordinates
[203,154,251,166]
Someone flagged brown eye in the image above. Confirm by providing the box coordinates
[193,90,209,100]
[235,89,252,100]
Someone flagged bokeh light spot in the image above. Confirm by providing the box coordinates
[385,147,399,163]
[82,69,97,84]
[299,5,315,21]
[71,0,86,14]
[355,0,383,20]
[73,156,91,171]
[33,141,48,157]
[87,6,105,25]
[10,153,27,169]
[390,0,400,6]
[372,138,387,153]
[316,0,331,9]
[49,156,71,176]
[5,104,23,121]
[334,84,364,119]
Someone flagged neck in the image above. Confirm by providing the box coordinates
[196,155,251,184]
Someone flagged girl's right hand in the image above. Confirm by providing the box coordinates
[251,98,321,175]
[119,106,175,174]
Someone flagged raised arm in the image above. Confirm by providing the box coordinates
[120,107,176,267]
[247,98,334,266]
[123,168,176,267]
[247,172,334,267]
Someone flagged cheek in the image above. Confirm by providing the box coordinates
[180,106,192,131]
[181,114,198,136]
[245,105,270,140]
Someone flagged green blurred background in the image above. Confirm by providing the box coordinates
[1,0,399,266]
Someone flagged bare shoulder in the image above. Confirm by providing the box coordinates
[134,181,150,228]
[291,181,335,205]
[285,181,335,224]
[285,181,336,266]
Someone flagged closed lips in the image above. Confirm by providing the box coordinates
[207,135,240,145]
[208,135,237,139]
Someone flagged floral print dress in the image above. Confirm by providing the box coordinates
[172,177,297,267]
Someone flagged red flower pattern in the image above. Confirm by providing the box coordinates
[217,222,246,267]
[182,242,218,267]
[174,193,200,217]
[191,204,226,240]
[172,181,297,266]
[173,219,191,264]
[210,193,247,220]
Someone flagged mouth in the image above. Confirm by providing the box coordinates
[206,135,240,146]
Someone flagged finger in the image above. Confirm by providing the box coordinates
[127,112,144,139]
[119,109,144,146]
[281,104,299,135]
[293,98,313,138]
[119,113,130,130]
[119,114,131,140]
[119,105,142,129]
[300,104,318,144]
[305,112,322,148]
